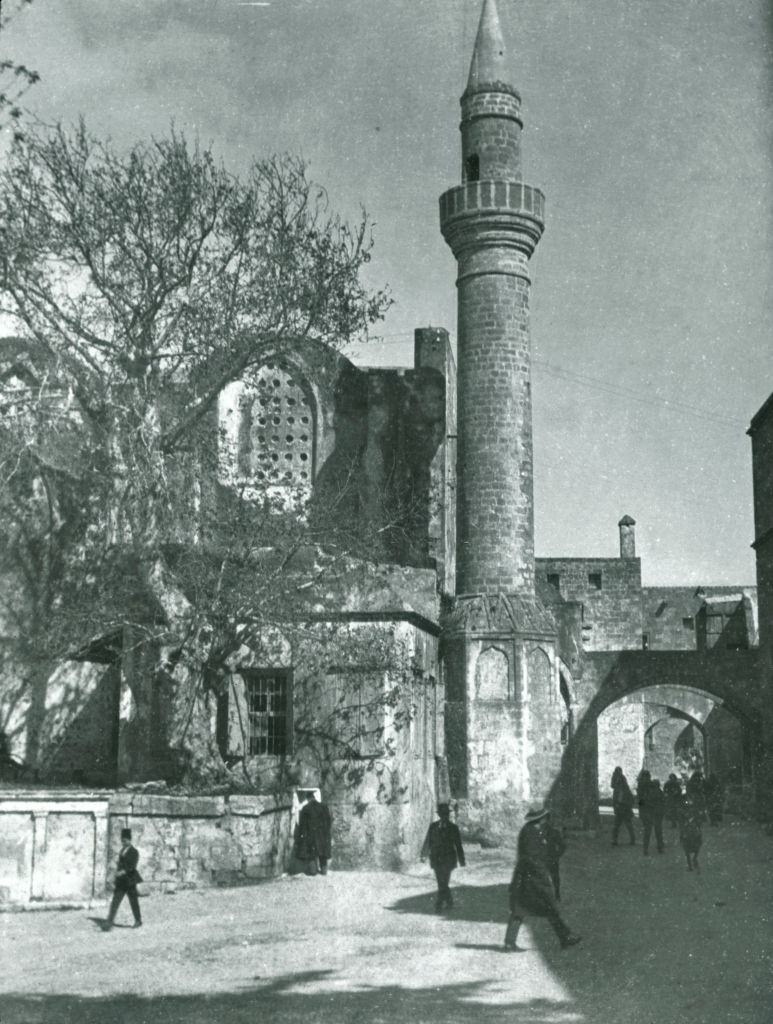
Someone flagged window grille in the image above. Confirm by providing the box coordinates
[238,363,313,486]
[244,670,292,756]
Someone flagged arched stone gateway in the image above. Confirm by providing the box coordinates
[550,649,762,828]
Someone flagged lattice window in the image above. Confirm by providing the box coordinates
[243,669,292,756]
[237,363,313,486]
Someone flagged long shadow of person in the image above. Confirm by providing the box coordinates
[387,883,506,923]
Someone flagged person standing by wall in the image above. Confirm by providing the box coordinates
[610,767,636,846]
[105,828,142,930]
[296,792,333,875]
[421,803,465,911]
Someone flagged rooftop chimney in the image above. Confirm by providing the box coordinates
[618,515,636,559]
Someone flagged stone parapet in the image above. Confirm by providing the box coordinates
[440,181,545,259]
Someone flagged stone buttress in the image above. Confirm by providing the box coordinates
[440,0,563,842]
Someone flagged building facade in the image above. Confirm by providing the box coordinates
[0,0,768,905]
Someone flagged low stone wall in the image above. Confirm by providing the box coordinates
[0,788,294,909]
[0,790,110,908]
[109,793,293,893]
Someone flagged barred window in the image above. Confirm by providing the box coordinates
[244,670,292,756]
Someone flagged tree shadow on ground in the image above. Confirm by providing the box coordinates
[2,970,582,1024]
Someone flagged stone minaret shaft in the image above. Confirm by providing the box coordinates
[440,0,544,596]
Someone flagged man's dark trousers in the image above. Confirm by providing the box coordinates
[108,882,141,925]
[434,863,454,909]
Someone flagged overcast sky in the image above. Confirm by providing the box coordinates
[3,0,772,585]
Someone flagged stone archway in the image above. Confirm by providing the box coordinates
[548,648,762,828]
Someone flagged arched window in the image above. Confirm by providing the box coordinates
[465,153,480,182]
[219,362,315,497]
[238,363,313,486]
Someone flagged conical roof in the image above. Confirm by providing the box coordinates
[467,0,509,91]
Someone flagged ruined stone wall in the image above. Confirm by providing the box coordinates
[536,557,642,651]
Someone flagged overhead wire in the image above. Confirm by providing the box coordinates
[352,331,749,430]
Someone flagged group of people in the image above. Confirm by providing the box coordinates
[105,775,725,933]
[421,801,581,952]
[610,765,724,870]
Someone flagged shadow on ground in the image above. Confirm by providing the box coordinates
[2,971,581,1024]
[386,882,507,923]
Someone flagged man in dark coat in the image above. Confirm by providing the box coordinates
[664,773,683,829]
[642,778,665,855]
[421,802,465,911]
[610,766,636,846]
[105,828,142,929]
[679,793,706,871]
[296,793,333,875]
[505,805,581,952]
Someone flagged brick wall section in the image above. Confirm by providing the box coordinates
[454,247,535,594]
[461,86,523,182]
[536,557,643,651]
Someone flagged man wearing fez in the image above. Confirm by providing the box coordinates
[105,827,143,929]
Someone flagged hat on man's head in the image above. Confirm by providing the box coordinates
[524,805,549,823]
[120,828,132,840]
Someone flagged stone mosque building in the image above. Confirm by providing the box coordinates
[0,0,767,899]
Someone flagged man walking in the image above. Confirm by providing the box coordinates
[421,803,465,911]
[505,805,581,952]
[105,828,142,930]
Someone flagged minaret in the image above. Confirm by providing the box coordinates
[440,0,544,595]
[440,0,560,842]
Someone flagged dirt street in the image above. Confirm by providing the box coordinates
[2,818,772,1023]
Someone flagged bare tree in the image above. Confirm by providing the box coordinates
[0,0,38,140]
[0,120,410,789]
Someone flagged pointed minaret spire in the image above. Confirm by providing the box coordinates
[467,0,509,91]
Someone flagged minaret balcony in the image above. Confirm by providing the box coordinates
[439,180,545,257]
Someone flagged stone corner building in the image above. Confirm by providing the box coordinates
[0,0,767,903]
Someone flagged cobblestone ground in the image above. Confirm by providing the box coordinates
[1,818,772,1024]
